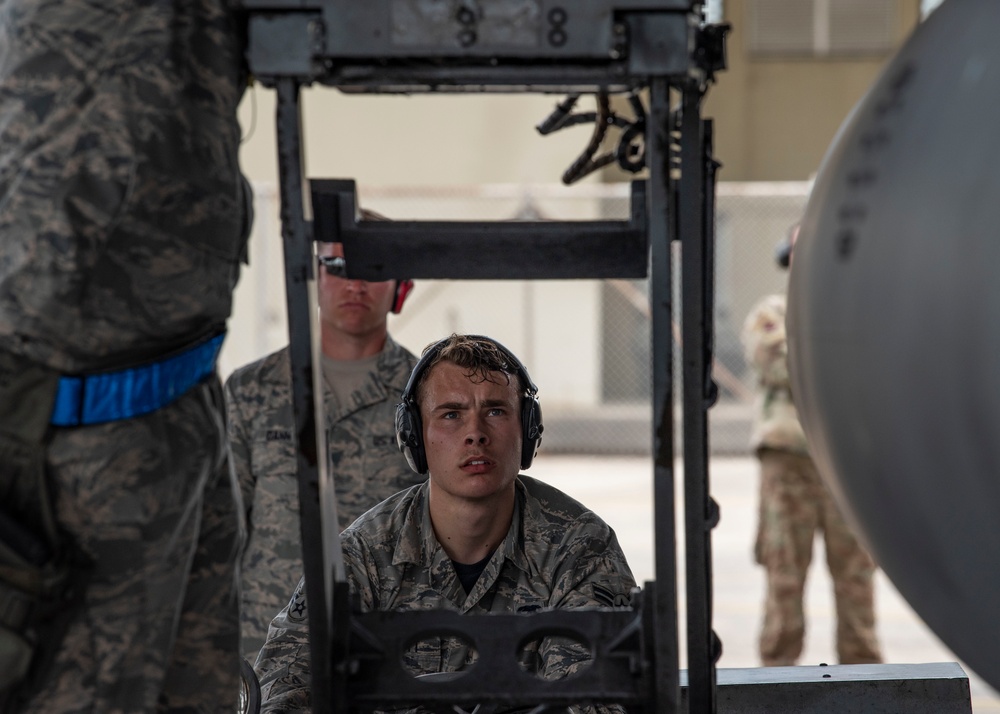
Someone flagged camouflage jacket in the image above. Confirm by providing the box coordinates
[741,293,809,456]
[0,0,250,372]
[256,475,637,714]
[225,336,423,657]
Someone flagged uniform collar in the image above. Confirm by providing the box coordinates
[322,335,412,424]
[389,479,534,604]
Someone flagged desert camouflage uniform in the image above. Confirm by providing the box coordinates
[743,294,881,666]
[255,475,636,714]
[0,1,248,711]
[224,337,423,659]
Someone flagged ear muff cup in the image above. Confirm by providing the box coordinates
[394,398,425,475]
[395,336,543,475]
[519,392,543,470]
[392,279,413,314]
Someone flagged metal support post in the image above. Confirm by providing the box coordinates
[647,75,681,714]
[274,78,338,714]
[679,86,722,714]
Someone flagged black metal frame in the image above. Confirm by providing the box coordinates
[246,2,726,711]
[309,179,650,280]
[345,597,649,711]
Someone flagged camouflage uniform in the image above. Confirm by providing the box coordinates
[742,294,881,666]
[255,475,636,714]
[224,337,423,659]
[0,1,248,711]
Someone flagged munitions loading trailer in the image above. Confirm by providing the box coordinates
[243,3,724,709]
[239,2,971,712]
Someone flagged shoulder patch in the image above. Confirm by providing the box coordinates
[288,588,308,622]
[593,583,631,608]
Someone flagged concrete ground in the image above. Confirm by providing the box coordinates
[531,454,1000,712]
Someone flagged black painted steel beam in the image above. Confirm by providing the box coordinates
[310,179,650,281]
[647,76,681,714]
[275,78,341,714]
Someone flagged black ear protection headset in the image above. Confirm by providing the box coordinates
[391,279,414,314]
[395,335,544,476]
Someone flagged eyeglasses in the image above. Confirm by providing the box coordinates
[317,255,346,276]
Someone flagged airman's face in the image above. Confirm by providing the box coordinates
[316,242,396,340]
[420,361,522,504]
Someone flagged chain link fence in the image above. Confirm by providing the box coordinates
[221,180,810,456]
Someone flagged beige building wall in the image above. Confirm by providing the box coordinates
[705,0,922,181]
[238,90,610,188]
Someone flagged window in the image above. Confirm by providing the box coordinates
[746,0,898,57]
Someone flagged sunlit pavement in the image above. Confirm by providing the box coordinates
[532,454,1000,712]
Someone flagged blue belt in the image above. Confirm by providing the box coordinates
[50,333,225,427]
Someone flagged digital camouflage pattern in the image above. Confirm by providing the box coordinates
[255,475,636,714]
[755,450,881,666]
[22,380,244,713]
[0,0,249,373]
[741,294,809,456]
[0,0,249,711]
[743,294,881,666]
[225,336,423,659]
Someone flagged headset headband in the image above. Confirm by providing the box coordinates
[395,335,543,475]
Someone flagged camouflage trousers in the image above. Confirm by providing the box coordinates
[754,448,882,666]
[14,377,242,714]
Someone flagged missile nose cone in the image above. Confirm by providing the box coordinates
[788,0,1000,691]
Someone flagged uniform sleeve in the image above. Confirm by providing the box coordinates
[741,297,790,389]
[540,519,637,714]
[255,531,379,713]
[255,576,313,714]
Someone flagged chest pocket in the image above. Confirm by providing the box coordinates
[326,405,420,528]
[403,635,476,678]
[249,428,297,482]
[361,422,418,496]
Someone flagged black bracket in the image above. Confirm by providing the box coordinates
[310,179,649,280]
[694,22,731,84]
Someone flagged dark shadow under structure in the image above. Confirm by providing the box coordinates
[242,2,728,711]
